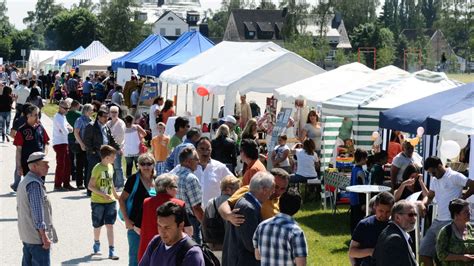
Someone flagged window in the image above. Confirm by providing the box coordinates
[160,28,166,35]
[168,16,174,21]
[175,28,181,36]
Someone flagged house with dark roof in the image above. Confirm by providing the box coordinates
[400,29,461,70]
[223,9,286,44]
[152,10,201,40]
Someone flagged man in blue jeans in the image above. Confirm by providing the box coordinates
[17,152,58,266]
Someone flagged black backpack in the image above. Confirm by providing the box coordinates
[150,236,220,266]
[201,198,225,244]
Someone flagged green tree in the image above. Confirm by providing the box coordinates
[0,36,12,61]
[420,0,439,28]
[0,0,14,60]
[258,0,276,9]
[279,0,310,39]
[98,0,151,51]
[10,29,45,60]
[45,8,100,50]
[351,23,396,68]
[334,49,348,66]
[23,0,65,34]
[332,0,380,34]
[207,10,229,37]
[380,0,400,36]
[284,34,317,62]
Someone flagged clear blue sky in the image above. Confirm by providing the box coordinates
[6,0,223,30]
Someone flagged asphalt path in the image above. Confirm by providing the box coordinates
[0,113,130,265]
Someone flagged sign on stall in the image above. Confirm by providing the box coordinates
[267,107,293,159]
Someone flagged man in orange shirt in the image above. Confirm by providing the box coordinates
[150,122,169,175]
[240,139,266,186]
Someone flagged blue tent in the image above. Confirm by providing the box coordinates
[111,34,170,71]
[137,31,214,77]
[56,46,84,65]
[379,83,474,135]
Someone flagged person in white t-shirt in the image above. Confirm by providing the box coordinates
[419,156,474,266]
[271,135,291,174]
[290,139,319,183]
[52,100,76,190]
[149,96,163,137]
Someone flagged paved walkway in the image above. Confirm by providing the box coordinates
[0,114,130,265]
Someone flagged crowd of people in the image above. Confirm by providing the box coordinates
[2,65,473,266]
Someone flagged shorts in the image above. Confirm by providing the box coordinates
[419,219,451,257]
[91,202,117,228]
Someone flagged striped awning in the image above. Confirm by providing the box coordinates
[67,41,110,67]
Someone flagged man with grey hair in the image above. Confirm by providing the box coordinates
[222,172,275,266]
[174,147,203,244]
[73,103,94,189]
[373,200,417,266]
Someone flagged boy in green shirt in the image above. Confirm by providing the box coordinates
[87,145,120,260]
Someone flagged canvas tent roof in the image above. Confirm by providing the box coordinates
[274,62,378,105]
[38,50,71,70]
[28,50,62,70]
[190,48,325,116]
[79,52,127,78]
[111,34,170,71]
[56,46,84,66]
[137,31,214,77]
[440,106,474,136]
[379,83,473,135]
[159,41,284,84]
[67,41,110,67]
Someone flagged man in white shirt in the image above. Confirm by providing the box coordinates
[106,106,126,189]
[420,156,474,266]
[194,137,234,205]
[52,100,76,191]
[13,79,31,121]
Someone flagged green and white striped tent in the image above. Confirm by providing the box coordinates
[320,69,460,168]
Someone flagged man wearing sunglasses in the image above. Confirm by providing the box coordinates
[52,100,76,191]
[373,200,418,266]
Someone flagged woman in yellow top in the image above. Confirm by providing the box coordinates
[151,122,170,175]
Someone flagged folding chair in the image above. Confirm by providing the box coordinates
[323,170,351,214]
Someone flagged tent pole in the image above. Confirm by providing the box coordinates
[185,84,189,113]
[210,94,215,138]
[165,83,169,99]
[175,84,179,114]
[201,96,204,127]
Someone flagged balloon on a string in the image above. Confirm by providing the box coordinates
[416,127,424,137]
[197,86,209,97]
[440,140,461,159]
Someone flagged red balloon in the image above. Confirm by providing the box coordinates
[197,86,209,96]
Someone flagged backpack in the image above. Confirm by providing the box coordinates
[150,236,221,266]
[201,198,225,244]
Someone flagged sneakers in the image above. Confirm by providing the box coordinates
[108,246,119,260]
[92,241,101,255]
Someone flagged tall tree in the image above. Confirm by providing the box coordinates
[45,8,100,50]
[332,0,380,34]
[98,0,151,51]
[73,0,99,12]
[23,0,65,34]
[420,0,439,28]
[10,29,45,60]
[351,23,396,68]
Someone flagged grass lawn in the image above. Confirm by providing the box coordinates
[42,103,59,118]
[295,199,351,265]
[447,73,474,83]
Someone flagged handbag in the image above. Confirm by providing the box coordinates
[118,173,140,221]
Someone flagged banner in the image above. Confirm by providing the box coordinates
[139,82,159,106]
[267,107,293,158]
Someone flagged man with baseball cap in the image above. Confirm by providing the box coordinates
[222,115,239,143]
[17,152,58,266]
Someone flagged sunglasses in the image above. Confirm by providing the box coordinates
[139,162,154,166]
[60,106,70,110]
[401,212,417,217]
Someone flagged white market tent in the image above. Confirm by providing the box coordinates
[190,49,325,116]
[28,50,70,71]
[274,62,375,105]
[159,41,284,84]
[440,107,474,180]
[78,52,128,78]
[37,50,71,71]
[67,41,110,67]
